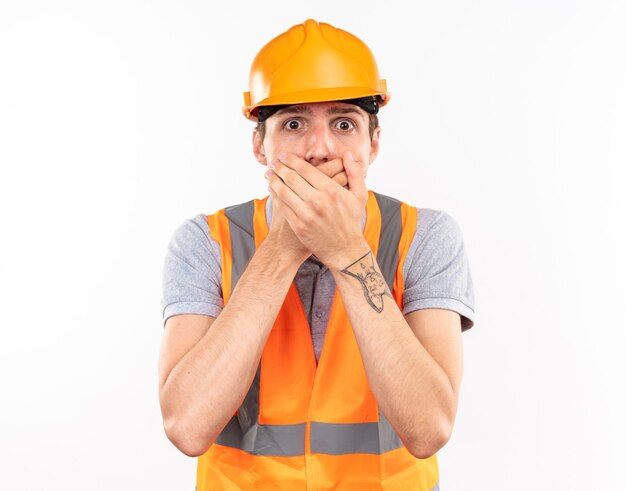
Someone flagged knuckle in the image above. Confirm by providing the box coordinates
[310,198,323,213]
[302,209,315,225]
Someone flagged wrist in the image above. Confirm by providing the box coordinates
[260,235,309,271]
[327,238,372,274]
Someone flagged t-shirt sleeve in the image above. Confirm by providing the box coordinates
[402,208,476,332]
[161,214,224,327]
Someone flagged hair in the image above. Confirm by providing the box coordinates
[255,112,379,141]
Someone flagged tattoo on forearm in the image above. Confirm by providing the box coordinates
[340,251,392,313]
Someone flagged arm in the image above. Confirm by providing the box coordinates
[158,237,302,457]
[265,152,466,459]
[158,160,349,457]
[330,247,464,459]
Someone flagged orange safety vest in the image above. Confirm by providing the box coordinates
[199,190,439,490]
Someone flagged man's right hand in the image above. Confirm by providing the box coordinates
[265,156,348,264]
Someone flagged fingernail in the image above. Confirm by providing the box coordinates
[268,160,276,169]
[264,169,272,179]
[278,152,286,162]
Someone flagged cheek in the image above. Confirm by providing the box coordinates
[347,148,370,167]
[340,135,371,160]
[263,135,306,162]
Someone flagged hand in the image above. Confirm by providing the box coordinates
[265,150,370,271]
[265,172,311,265]
[263,156,348,264]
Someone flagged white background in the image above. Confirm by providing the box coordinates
[1,1,625,489]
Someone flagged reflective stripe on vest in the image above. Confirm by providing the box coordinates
[223,200,256,292]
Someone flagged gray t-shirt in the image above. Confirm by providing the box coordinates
[162,197,476,361]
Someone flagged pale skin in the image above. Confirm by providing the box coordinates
[158,101,464,459]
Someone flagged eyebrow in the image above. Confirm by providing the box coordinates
[274,104,366,120]
[327,106,366,120]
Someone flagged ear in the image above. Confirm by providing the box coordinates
[252,129,267,165]
[368,126,381,165]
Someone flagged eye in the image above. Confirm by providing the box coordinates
[284,119,303,130]
[335,119,355,131]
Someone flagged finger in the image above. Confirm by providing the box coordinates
[278,152,341,192]
[331,170,348,188]
[268,186,304,230]
[269,157,318,202]
[266,168,310,217]
[316,157,345,179]
[343,150,367,199]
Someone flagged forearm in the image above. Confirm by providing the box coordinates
[161,238,301,456]
[330,243,456,458]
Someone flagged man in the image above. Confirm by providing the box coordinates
[159,19,475,490]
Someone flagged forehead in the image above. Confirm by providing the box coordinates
[273,101,367,119]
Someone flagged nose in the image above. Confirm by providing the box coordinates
[304,124,336,166]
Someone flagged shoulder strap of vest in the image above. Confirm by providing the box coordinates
[223,199,256,293]
[372,191,403,289]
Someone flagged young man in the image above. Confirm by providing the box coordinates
[159,19,475,490]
